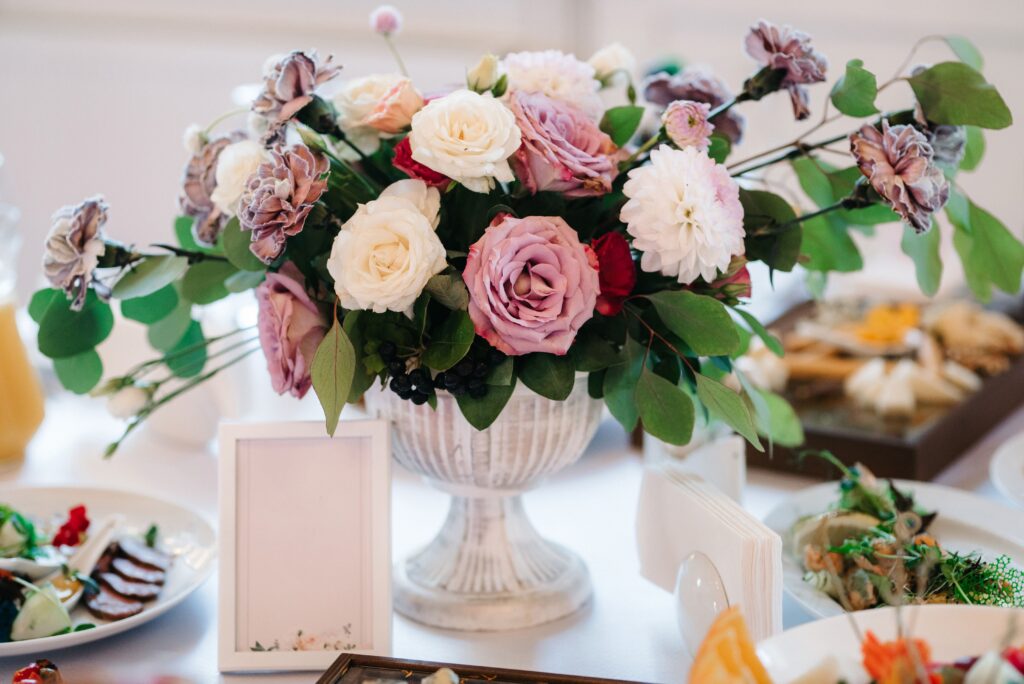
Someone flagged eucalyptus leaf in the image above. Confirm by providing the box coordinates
[111,255,189,300]
[943,35,983,71]
[900,225,943,296]
[221,217,265,272]
[830,59,879,117]
[603,337,644,431]
[753,388,804,448]
[801,214,863,273]
[37,291,114,359]
[732,308,783,357]
[908,62,1011,129]
[421,310,474,371]
[487,357,514,386]
[181,260,238,305]
[224,270,265,293]
[121,285,179,324]
[457,376,516,430]
[311,318,356,436]
[707,134,731,164]
[739,189,802,272]
[424,273,470,310]
[147,299,192,351]
[165,320,207,378]
[947,194,1024,300]
[635,368,695,446]
[960,126,985,171]
[599,105,645,146]
[518,353,575,401]
[343,310,375,402]
[570,330,622,372]
[646,290,740,357]
[694,374,763,450]
[28,289,61,324]
[174,215,222,255]
[53,349,103,395]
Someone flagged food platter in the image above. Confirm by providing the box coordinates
[763,478,1024,619]
[0,486,215,657]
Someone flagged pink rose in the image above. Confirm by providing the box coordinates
[256,263,328,398]
[508,90,618,197]
[364,78,424,134]
[463,214,599,356]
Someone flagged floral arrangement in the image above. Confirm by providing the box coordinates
[30,6,1017,454]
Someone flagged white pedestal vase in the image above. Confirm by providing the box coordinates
[366,373,603,631]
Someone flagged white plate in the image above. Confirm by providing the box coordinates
[758,605,1024,684]
[0,486,215,656]
[763,479,1024,619]
[991,431,1024,507]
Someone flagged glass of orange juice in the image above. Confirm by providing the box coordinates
[0,204,45,467]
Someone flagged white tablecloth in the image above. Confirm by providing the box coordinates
[0,396,1019,683]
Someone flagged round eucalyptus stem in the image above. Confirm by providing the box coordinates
[150,244,229,264]
[729,132,849,177]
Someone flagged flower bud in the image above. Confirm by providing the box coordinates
[587,43,636,84]
[182,123,207,155]
[106,386,151,420]
[369,5,402,35]
[467,54,500,92]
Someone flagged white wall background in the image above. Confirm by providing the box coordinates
[2,0,1023,303]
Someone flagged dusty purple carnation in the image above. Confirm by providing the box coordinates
[662,100,714,150]
[239,144,329,263]
[644,68,745,144]
[252,51,340,139]
[744,20,827,120]
[850,120,950,233]
[43,196,109,310]
[178,131,245,246]
[508,90,618,197]
[463,214,599,356]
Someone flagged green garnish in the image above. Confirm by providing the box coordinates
[144,524,159,548]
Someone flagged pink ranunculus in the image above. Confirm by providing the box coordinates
[662,100,714,151]
[256,263,328,399]
[508,90,618,197]
[463,214,599,356]
[364,78,424,134]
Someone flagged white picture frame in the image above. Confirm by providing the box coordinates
[218,420,391,672]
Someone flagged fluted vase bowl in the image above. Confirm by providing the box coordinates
[366,373,603,631]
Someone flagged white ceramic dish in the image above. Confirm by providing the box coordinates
[758,605,1024,683]
[991,431,1024,508]
[0,486,215,656]
[763,479,1024,619]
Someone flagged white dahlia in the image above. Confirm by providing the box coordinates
[502,49,602,117]
[620,145,745,285]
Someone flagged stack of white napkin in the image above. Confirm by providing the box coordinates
[636,463,782,641]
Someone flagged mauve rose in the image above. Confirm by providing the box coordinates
[591,232,635,316]
[256,262,328,399]
[393,137,450,188]
[463,214,599,356]
[239,144,329,263]
[363,78,423,134]
[508,90,618,197]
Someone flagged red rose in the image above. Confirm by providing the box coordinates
[709,260,752,301]
[392,137,450,188]
[591,232,636,316]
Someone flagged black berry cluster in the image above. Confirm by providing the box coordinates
[379,342,434,405]
[433,345,505,399]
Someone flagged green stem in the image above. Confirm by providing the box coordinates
[204,108,248,136]
[150,244,229,264]
[152,335,260,383]
[383,34,409,78]
[730,133,849,177]
[753,200,847,236]
[122,326,258,382]
[620,132,665,171]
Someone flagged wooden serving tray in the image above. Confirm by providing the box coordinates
[745,300,1024,480]
[317,654,651,684]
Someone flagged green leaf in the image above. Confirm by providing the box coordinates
[311,318,357,436]
[707,134,731,164]
[801,214,863,273]
[457,376,517,430]
[830,59,879,117]
[491,73,508,98]
[53,349,103,394]
[421,310,474,371]
[343,310,374,403]
[635,368,694,445]
[174,216,222,255]
[147,298,192,351]
[225,270,265,293]
[518,353,575,401]
[694,374,763,450]
[181,260,238,305]
[791,158,835,208]
[943,35,983,71]
[947,194,1024,300]
[900,225,943,296]
[221,217,266,272]
[960,126,985,171]
[165,320,207,378]
[37,290,114,359]
[121,285,179,324]
[599,105,645,147]
[739,189,802,272]
[752,389,804,448]
[908,62,1011,129]
[646,290,740,357]
[487,357,514,386]
[732,308,783,357]
[28,289,61,324]
[570,330,621,372]
[424,273,470,310]
[603,336,644,431]
[111,255,189,300]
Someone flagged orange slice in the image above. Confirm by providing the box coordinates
[688,606,773,684]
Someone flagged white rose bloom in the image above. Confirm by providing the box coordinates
[587,43,636,83]
[467,53,500,92]
[210,140,270,216]
[106,386,150,419]
[408,89,521,193]
[332,73,406,157]
[328,192,447,313]
[368,179,441,229]
[502,49,602,117]
[182,123,205,154]
[621,145,745,285]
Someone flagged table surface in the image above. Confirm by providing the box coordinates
[0,394,1021,683]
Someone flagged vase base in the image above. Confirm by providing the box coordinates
[392,544,593,631]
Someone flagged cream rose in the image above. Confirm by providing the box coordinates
[328,181,447,313]
[332,73,407,156]
[408,89,521,193]
[209,140,270,216]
